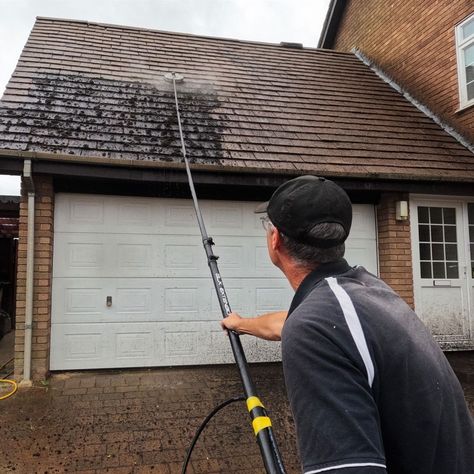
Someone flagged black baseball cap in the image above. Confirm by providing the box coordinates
[256,175,352,248]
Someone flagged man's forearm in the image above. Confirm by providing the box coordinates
[222,311,287,341]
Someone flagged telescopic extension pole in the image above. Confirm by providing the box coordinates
[165,72,286,474]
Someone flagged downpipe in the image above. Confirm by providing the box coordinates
[22,159,35,385]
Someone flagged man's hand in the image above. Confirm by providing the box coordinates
[221,311,288,341]
[220,312,244,334]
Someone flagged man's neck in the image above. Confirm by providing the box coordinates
[280,260,315,291]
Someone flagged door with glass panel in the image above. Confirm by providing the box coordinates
[411,199,472,349]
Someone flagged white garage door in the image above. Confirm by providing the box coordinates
[50,194,377,370]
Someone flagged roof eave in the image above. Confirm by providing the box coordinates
[2,149,474,184]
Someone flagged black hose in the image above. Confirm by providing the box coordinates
[181,396,245,474]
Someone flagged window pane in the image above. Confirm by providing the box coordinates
[433,262,445,278]
[444,225,457,242]
[443,208,455,224]
[470,225,474,242]
[418,207,429,223]
[446,263,459,279]
[468,81,474,101]
[420,262,432,278]
[471,243,474,258]
[419,225,430,241]
[465,43,474,65]
[445,244,458,260]
[430,207,442,223]
[432,243,444,260]
[461,18,474,41]
[431,225,443,242]
[420,243,431,260]
[467,65,474,83]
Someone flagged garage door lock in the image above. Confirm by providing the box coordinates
[106,296,112,307]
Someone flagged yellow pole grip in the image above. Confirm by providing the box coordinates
[246,396,264,412]
[252,416,272,436]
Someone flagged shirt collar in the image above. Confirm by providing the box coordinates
[288,258,352,316]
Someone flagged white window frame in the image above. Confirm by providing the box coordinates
[455,13,474,110]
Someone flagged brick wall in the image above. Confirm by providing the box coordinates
[377,193,414,307]
[332,0,474,143]
[15,175,54,381]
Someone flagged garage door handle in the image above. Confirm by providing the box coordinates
[106,296,112,307]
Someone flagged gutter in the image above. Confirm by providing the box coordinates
[21,159,35,386]
[2,147,474,183]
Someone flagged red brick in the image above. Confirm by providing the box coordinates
[333,0,474,142]
[14,175,54,380]
[376,193,414,307]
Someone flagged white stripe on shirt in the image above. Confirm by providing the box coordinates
[326,277,375,387]
[305,462,387,473]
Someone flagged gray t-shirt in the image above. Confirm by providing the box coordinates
[282,259,474,474]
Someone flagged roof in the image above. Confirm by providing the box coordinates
[0,17,473,182]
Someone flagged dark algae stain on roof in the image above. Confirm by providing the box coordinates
[0,73,225,165]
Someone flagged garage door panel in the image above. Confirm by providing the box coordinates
[53,278,208,324]
[55,195,160,234]
[50,323,109,369]
[54,233,287,279]
[163,242,203,273]
[55,195,264,237]
[51,194,377,370]
[210,286,250,316]
[53,277,293,325]
[54,234,164,278]
[115,330,155,360]
[51,323,158,370]
[53,239,106,276]
[51,321,248,369]
[53,279,157,324]
[209,279,293,317]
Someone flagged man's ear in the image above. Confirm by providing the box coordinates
[270,227,281,251]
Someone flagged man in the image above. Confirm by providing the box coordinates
[221,175,474,474]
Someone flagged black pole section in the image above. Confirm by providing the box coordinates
[167,72,287,474]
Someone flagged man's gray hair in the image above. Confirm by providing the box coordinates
[278,222,346,270]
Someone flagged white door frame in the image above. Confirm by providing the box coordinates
[410,194,473,349]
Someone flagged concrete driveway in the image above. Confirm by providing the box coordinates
[0,355,473,473]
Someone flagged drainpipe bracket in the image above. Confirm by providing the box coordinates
[23,159,35,193]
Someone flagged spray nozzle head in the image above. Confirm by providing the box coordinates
[164,72,184,83]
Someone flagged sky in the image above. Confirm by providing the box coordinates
[0,0,332,195]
